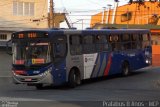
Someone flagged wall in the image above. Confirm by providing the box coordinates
[91,1,160,27]
[0,0,48,29]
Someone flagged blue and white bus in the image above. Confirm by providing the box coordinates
[10,29,151,89]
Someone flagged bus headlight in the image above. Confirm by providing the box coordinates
[145,58,151,64]
[145,59,149,64]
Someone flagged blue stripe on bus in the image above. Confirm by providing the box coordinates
[96,53,105,77]
[91,53,100,78]
[98,53,106,77]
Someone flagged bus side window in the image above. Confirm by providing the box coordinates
[95,35,108,52]
[70,35,82,55]
[142,33,150,49]
[82,35,95,54]
[54,43,66,58]
[109,34,120,51]
[132,34,141,49]
[122,34,131,50]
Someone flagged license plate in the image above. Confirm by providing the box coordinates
[25,78,32,81]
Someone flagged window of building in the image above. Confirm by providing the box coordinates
[18,2,23,15]
[13,1,35,16]
[0,34,7,40]
[121,12,132,22]
[24,2,29,16]
[13,2,17,15]
[148,14,159,24]
[30,3,35,16]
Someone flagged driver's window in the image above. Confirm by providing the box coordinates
[31,47,46,58]
[54,43,66,58]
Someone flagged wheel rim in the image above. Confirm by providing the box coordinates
[124,66,129,75]
[123,64,129,76]
[73,73,76,83]
[74,72,81,85]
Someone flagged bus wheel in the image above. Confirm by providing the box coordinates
[35,84,43,90]
[68,69,81,88]
[122,62,130,76]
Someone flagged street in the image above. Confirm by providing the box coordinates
[0,50,160,107]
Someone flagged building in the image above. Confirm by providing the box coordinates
[90,1,160,45]
[90,0,160,66]
[0,0,66,47]
[91,1,160,26]
[0,0,48,46]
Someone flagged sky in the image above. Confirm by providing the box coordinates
[53,0,129,29]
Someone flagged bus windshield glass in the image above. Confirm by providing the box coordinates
[12,41,51,65]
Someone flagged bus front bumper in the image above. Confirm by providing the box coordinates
[12,70,53,85]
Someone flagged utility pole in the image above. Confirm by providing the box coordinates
[49,0,54,28]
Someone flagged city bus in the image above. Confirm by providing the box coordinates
[10,29,152,89]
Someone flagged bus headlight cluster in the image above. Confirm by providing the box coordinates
[145,58,151,64]
[145,59,149,64]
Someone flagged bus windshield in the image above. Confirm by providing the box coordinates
[12,41,51,65]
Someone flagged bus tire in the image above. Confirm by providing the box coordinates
[35,84,43,90]
[121,62,130,76]
[68,69,81,88]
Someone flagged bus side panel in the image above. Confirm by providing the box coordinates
[109,51,144,75]
[52,60,67,85]
[128,50,142,70]
[83,53,98,79]
[108,52,127,75]
[90,52,111,78]
[131,50,148,70]
[66,55,84,80]
[107,51,139,75]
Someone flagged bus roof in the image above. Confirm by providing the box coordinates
[13,29,150,38]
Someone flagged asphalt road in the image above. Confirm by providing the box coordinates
[0,50,12,77]
[0,50,160,107]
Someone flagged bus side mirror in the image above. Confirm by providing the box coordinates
[6,40,12,55]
